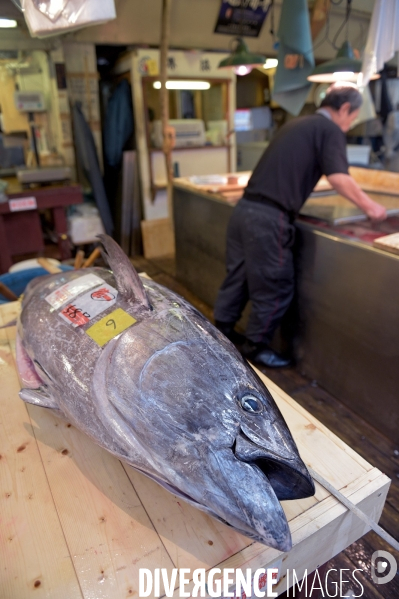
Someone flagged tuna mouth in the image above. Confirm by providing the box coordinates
[233,430,315,501]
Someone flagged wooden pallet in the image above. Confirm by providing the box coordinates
[0,301,390,598]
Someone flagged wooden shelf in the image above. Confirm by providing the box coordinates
[149,145,230,152]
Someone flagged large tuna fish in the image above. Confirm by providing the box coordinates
[16,235,314,551]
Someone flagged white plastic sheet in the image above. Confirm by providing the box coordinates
[20,0,116,38]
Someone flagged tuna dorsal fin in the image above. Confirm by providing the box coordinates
[97,234,151,309]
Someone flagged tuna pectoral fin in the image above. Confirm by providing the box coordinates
[19,388,58,409]
[97,234,151,309]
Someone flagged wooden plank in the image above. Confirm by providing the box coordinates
[24,404,175,598]
[373,232,399,256]
[0,305,83,599]
[141,218,175,259]
[315,168,399,196]
[1,302,175,599]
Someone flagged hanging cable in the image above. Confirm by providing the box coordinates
[331,0,352,49]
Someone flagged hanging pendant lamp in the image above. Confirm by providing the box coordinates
[307,41,380,83]
[218,37,265,76]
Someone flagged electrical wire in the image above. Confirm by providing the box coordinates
[331,0,353,49]
[10,0,23,11]
[312,0,332,52]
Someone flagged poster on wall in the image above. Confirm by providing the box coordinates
[214,0,272,37]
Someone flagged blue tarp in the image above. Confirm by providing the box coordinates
[272,0,315,116]
[0,265,73,304]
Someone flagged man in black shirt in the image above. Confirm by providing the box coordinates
[214,83,387,368]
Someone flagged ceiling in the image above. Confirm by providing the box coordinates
[0,0,377,20]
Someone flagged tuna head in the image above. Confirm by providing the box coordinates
[94,316,314,552]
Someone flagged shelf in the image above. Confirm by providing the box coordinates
[149,145,230,153]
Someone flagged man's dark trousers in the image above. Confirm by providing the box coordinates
[214,197,296,345]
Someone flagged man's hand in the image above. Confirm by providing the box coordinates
[327,173,388,222]
[364,200,387,222]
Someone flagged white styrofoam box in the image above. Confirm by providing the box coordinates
[68,205,105,245]
[22,0,116,38]
[151,146,229,186]
[346,144,371,166]
[9,258,60,273]
[152,119,206,148]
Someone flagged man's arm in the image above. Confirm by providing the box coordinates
[327,173,387,221]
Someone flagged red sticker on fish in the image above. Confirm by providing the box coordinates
[61,304,91,326]
[58,282,118,327]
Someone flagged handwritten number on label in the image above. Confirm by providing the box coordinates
[106,319,116,330]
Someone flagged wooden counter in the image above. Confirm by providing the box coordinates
[0,179,83,273]
[0,301,390,598]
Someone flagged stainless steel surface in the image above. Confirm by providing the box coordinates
[174,184,399,443]
[295,222,399,443]
[299,204,399,224]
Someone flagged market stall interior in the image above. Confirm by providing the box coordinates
[0,0,398,598]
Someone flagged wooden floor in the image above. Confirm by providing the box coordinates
[131,255,399,599]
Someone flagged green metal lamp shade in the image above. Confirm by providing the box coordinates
[218,37,265,75]
[307,41,380,83]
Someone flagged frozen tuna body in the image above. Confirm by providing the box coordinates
[17,235,314,551]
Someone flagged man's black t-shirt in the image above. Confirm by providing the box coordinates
[244,113,349,214]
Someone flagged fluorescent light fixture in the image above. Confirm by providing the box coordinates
[263,58,278,69]
[333,71,355,79]
[0,18,17,28]
[153,81,211,90]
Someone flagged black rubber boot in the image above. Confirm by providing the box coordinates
[215,321,246,345]
[240,340,292,368]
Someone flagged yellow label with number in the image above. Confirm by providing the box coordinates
[86,308,137,347]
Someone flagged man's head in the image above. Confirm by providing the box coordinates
[320,82,363,132]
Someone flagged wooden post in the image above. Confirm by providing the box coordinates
[159,0,175,235]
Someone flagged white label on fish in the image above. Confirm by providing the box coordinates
[59,282,118,327]
[45,274,104,310]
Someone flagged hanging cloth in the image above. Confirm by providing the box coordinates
[103,79,134,168]
[361,0,399,87]
[272,0,315,116]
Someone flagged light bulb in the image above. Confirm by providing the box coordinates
[234,65,252,76]
[263,58,278,69]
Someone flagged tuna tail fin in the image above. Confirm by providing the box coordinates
[97,234,151,309]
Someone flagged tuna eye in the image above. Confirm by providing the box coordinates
[240,395,263,413]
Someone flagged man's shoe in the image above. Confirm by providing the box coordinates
[252,347,292,368]
[240,340,292,368]
[215,320,246,345]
